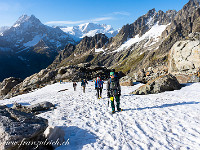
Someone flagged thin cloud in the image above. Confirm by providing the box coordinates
[113,11,131,16]
[91,17,113,22]
[45,17,113,25]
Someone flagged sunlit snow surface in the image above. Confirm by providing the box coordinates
[113,23,168,53]
[1,82,200,150]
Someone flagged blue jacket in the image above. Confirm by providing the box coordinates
[81,80,88,87]
[95,79,103,88]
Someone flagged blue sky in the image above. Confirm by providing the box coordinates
[0,0,189,29]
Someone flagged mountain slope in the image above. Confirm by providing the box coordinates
[49,33,109,69]
[0,15,76,81]
[0,82,200,149]
[50,8,177,73]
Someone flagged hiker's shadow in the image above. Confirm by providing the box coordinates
[48,126,97,150]
[123,101,200,111]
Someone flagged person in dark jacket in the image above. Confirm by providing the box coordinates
[81,79,88,93]
[95,77,103,99]
[107,71,122,113]
[73,82,77,91]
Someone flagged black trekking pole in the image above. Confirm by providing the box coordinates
[108,98,109,107]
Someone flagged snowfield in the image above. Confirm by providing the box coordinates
[0,82,200,150]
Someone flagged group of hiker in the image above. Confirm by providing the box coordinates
[72,69,122,113]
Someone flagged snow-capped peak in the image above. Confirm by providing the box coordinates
[13,14,42,28]
[60,22,118,39]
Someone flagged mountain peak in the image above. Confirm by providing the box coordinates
[13,14,41,28]
[147,8,156,16]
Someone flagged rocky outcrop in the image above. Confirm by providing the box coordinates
[50,43,76,69]
[168,37,200,75]
[0,105,52,150]
[12,101,55,115]
[120,76,134,86]
[168,33,200,83]
[75,33,109,55]
[131,74,181,95]
[133,66,168,83]
[0,77,22,98]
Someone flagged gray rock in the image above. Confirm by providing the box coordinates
[58,67,66,74]
[38,69,49,77]
[131,74,181,95]
[188,75,200,83]
[168,40,200,75]
[12,101,55,114]
[0,77,22,97]
[0,105,51,150]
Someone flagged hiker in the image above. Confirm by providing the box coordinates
[81,79,88,93]
[73,82,77,91]
[95,77,103,99]
[60,79,63,84]
[107,70,122,113]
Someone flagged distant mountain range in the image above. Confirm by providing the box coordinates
[59,23,118,40]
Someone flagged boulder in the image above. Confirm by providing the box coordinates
[12,101,55,114]
[120,78,134,86]
[58,67,66,74]
[0,77,22,97]
[0,105,52,150]
[38,69,49,77]
[168,39,200,76]
[41,70,56,82]
[131,74,181,95]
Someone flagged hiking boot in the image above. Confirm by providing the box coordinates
[117,108,122,111]
[112,110,115,114]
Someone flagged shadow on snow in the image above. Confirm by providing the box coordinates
[55,126,97,150]
[123,101,200,111]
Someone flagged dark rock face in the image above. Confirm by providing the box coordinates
[131,74,181,95]
[0,105,52,150]
[75,33,109,55]
[50,43,76,69]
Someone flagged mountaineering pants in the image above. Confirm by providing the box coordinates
[110,95,120,111]
[96,88,102,98]
[82,86,86,93]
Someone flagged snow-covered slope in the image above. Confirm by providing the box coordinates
[1,82,200,149]
[113,23,169,53]
[0,26,10,35]
[60,23,118,40]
